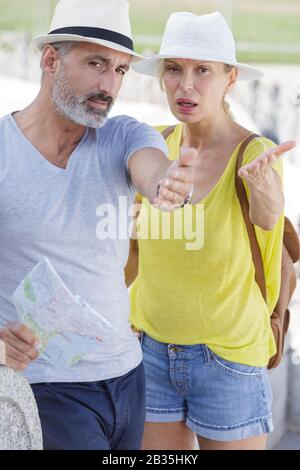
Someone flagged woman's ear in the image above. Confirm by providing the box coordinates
[226,66,238,93]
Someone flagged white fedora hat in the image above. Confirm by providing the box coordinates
[133,11,263,80]
[34,0,143,61]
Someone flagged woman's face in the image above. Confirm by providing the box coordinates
[163,59,237,123]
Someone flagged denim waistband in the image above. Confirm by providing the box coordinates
[141,333,211,363]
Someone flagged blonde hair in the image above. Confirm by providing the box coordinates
[223,64,234,118]
[158,61,234,118]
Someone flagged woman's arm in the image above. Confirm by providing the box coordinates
[247,169,284,231]
[238,141,295,230]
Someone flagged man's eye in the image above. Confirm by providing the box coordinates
[90,62,103,68]
[116,69,126,76]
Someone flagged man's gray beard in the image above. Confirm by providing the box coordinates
[51,66,112,128]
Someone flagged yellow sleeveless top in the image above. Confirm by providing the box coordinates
[130,124,284,366]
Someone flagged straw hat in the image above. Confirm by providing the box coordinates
[34,0,143,62]
[133,12,263,80]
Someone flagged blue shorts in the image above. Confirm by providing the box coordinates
[31,362,145,450]
[141,333,273,441]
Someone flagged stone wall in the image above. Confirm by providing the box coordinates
[0,366,43,450]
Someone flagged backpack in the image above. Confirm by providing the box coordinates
[162,127,300,369]
[236,134,299,368]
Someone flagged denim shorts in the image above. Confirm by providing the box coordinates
[141,333,273,441]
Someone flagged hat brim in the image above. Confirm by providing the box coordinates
[132,54,263,80]
[34,34,144,62]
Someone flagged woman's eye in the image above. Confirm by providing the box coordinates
[166,67,180,73]
[199,68,209,73]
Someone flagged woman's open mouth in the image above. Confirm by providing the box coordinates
[176,98,198,113]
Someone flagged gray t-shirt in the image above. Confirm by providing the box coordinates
[0,113,167,384]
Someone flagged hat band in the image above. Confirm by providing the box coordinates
[49,26,134,51]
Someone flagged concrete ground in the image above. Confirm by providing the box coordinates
[272,282,300,450]
[274,432,300,450]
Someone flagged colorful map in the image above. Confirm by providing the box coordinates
[12,258,117,367]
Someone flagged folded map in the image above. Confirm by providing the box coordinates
[12,257,117,367]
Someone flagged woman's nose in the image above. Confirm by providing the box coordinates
[179,73,194,91]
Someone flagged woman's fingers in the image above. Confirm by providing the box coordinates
[254,140,295,163]
[272,140,296,157]
[239,151,280,180]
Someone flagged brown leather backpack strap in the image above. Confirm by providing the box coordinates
[161,125,176,140]
[235,134,267,301]
[283,217,300,263]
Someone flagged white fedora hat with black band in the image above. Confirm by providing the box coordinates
[133,11,263,80]
[34,0,143,62]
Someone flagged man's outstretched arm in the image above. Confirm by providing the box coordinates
[128,147,197,210]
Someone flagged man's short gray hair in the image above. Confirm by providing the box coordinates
[40,41,77,81]
[50,41,78,58]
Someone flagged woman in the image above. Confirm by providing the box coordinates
[126,12,295,450]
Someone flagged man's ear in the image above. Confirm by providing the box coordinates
[40,45,60,75]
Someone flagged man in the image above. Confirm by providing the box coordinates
[0,0,196,450]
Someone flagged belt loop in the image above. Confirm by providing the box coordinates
[139,331,144,344]
[202,344,211,365]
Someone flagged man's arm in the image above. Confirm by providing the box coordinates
[128,147,197,210]
[238,140,295,230]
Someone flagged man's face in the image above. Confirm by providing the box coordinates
[51,42,131,127]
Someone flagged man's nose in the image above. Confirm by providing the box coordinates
[96,68,118,97]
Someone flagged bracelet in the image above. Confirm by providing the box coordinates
[180,186,194,207]
[157,181,194,207]
[156,180,162,197]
